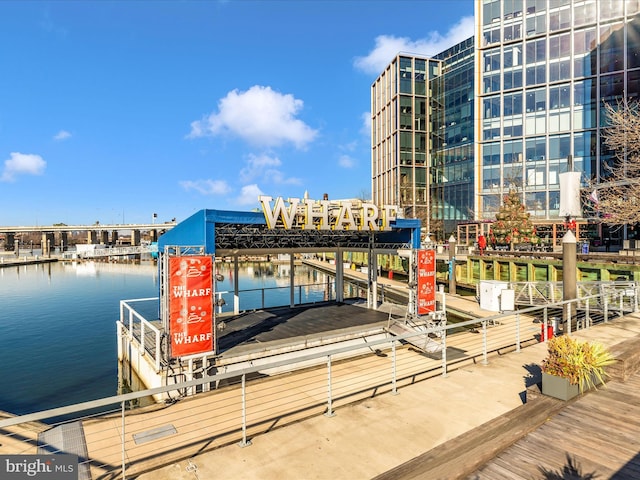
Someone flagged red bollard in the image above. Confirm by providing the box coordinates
[540,324,554,342]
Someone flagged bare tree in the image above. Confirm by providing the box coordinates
[595,98,640,224]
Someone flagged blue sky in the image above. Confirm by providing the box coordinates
[0,0,474,226]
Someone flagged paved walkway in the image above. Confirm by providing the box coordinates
[137,312,640,480]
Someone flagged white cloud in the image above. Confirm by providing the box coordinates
[237,184,264,206]
[239,153,301,185]
[239,153,282,183]
[354,16,475,74]
[338,155,356,169]
[179,179,231,195]
[1,152,46,182]
[54,130,72,141]
[360,112,371,137]
[188,85,319,149]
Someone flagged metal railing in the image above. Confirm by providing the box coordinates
[118,280,361,374]
[215,279,341,313]
[2,290,636,479]
[76,245,153,258]
[119,297,163,372]
[510,281,639,313]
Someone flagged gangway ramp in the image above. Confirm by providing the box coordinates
[384,303,445,354]
[386,321,443,354]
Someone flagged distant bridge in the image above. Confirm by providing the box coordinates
[0,222,175,255]
[0,222,176,234]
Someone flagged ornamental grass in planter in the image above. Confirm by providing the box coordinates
[540,335,616,400]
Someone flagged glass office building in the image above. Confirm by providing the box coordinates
[477,0,640,225]
[373,1,640,242]
[371,55,442,233]
[434,37,476,236]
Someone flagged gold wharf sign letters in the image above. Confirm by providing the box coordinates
[259,195,398,231]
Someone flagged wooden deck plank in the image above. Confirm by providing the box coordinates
[468,372,640,479]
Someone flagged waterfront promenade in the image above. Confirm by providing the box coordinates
[3,256,640,478]
[132,310,640,479]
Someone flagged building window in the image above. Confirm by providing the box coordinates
[526,136,547,162]
[399,57,412,94]
[573,0,597,28]
[549,5,571,32]
[599,22,625,73]
[525,88,546,113]
[483,96,501,119]
[503,92,523,116]
[628,18,640,69]
[503,139,523,164]
[574,27,598,77]
[548,134,571,161]
[399,96,412,130]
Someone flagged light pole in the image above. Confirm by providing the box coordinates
[559,156,582,333]
[448,235,457,295]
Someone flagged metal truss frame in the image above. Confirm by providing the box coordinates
[214,224,411,253]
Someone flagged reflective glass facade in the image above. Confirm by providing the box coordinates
[478,0,640,220]
[434,37,476,236]
[372,1,640,237]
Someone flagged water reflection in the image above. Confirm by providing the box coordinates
[0,259,329,415]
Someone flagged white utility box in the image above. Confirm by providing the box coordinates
[478,280,510,312]
[500,289,515,311]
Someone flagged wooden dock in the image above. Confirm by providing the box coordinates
[373,332,640,480]
[469,371,640,479]
[0,255,58,268]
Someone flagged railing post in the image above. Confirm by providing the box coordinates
[619,292,624,317]
[604,294,609,322]
[567,302,572,335]
[482,320,488,365]
[155,330,161,372]
[515,312,521,352]
[261,289,265,309]
[391,340,398,396]
[441,325,448,377]
[238,373,252,447]
[585,298,590,329]
[140,321,146,354]
[325,355,335,417]
[121,401,126,480]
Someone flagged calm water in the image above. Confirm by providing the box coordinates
[0,259,327,416]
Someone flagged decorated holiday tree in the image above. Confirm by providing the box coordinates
[489,189,538,250]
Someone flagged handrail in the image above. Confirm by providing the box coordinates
[120,298,163,372]
[6,289,635,479]
[118,280,349,371]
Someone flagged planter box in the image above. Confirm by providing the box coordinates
[541,372,580,401]
[541,372,603,401]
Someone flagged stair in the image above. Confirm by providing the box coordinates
[387,322,443,354]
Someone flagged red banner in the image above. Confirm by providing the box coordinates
[417,249,436,315]
[168,256,214,357]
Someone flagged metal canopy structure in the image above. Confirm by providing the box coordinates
[158,209,421,256]
[158,208,421,313]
